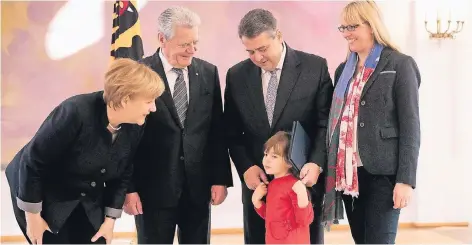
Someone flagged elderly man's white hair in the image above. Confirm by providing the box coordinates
[158,6,201,40]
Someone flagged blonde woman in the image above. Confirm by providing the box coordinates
[5,58,165,244]
[323,1,421,243]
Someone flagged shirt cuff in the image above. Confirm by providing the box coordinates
[105,207,123,219]
[17,197,42,213]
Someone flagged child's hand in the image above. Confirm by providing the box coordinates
[252,183,267,201]
[292,180,310,208]
[292,180,307,195]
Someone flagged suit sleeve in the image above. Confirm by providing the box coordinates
[16,101,81,213]
[224,68,255,179]
[103,126,144,218]
[394,56,421,188]
[289,191,314,226]
[209,66,233,187]
[308,58,334,169]
[254,202,267,219]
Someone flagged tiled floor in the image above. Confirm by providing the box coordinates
[108,227,472,244]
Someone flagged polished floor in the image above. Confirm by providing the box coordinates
[107,227,471,244]
[2,227,470,244]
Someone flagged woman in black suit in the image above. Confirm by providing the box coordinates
[322,1,421,244]
[5,58,165,244]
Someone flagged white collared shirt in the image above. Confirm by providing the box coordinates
[261,42,287,99]
[159,49,190,101]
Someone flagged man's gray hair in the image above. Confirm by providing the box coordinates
[238,9,277,39]
[158,6,201,40]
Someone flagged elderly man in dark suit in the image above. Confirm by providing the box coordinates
[224,8,334,244]
[123,6,233,244]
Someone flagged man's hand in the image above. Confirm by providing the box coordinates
[300,162,321,187]
[393,183,413,209]
[243,165,269,190]
[25,212,51,245]
[123,192,143,215]
[91,217,115,244]
[211,185,227,205]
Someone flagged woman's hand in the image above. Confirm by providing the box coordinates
[91,217,116,244]
[25,212,51,245]
[393,183,413,209]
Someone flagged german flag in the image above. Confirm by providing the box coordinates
[110,0,144,61]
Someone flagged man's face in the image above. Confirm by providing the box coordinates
[241,31,284,71]
[159,26,199,68]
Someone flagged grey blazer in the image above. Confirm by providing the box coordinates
[334,47,421,188]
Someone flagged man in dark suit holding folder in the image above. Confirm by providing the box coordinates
[224,8,334,244]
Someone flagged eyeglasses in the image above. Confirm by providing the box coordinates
[337,24,360,33]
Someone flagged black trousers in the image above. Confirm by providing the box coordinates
[241,184,324,244]
[135,188,211,244]
[11,193,105,244]
[342,167,401,244]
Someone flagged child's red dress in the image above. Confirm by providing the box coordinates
[255,174,314,244]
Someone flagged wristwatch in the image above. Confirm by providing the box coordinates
[105,215,116,220]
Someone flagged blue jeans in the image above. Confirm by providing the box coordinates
[342,167,401,244]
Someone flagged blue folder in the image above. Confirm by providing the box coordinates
[288,121,312,176]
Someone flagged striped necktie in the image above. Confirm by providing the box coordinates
[172,68,188,127]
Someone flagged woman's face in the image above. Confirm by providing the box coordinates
[339,20,374,54]
[122,96,157,125]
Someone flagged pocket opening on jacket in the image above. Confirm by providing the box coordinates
[380,127,398,139]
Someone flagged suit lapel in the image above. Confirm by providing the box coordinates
[361,49,392,99]
[271,46,301,130]
[185,61,201,129]
[244,63,271,132]
[150,50,182,128]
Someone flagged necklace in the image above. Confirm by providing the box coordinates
[108,123,121,131]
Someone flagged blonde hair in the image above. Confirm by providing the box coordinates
[104,58,165,109]
[341,0,399,58]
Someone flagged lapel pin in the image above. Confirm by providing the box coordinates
[196,72,199,76]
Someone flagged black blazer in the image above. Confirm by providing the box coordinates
[129,49,233,208]
[5,91,143,233]
[224,44,333,194]
[333,47,421,187]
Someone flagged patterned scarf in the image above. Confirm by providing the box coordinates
[322,43,384,228]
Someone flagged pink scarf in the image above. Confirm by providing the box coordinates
[335,67,374,197]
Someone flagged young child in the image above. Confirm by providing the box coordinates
[252,131,314,244]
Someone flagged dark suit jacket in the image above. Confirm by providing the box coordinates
[333,47,421,187]
[129,49,233,208]
[224,44,333,198]
[5,91,142,233]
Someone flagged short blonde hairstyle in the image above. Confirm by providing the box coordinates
[104,58,165,109]
[341,0,399,57]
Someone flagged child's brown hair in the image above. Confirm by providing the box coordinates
[264,131,300,178]
[264,131,313,201]
[263,131,291,162]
